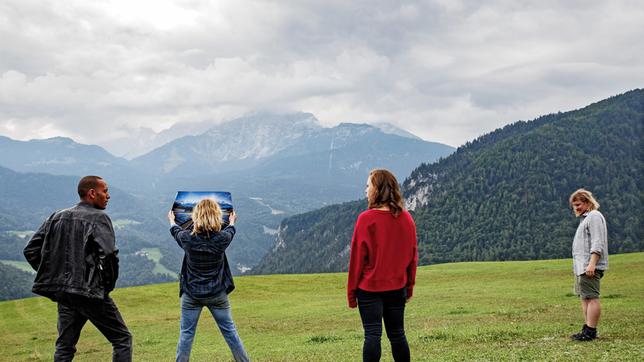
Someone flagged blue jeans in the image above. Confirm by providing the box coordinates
[176,292,249,362]
[357,288,409,362]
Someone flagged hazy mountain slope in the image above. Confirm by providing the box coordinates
[131,112,323,175]
[104,120,218,159]
[371,122,423,140]
[0,136,134,178]
[131,113,454,183]
[0,166,146,229]
[0,167,175,294]
[127,115,453,274]
[0,112,455,285]
[230,123,455,204]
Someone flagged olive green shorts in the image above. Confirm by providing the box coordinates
[574,270,604,299]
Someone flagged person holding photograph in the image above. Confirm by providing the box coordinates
[569,189,609,341]
[168,199,249,362]
[347,169,418,362]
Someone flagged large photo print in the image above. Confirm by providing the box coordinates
[172,191,234,229]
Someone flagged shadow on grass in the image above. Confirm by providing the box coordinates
[419,331,453,341]
[566,293,623,298]
[307,335,343,344]
[448,307,472,315]
[604,294,623,299]
[419,329,524,343]
[138,338,162,346]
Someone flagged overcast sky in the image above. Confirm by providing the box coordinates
[1,0,643,155]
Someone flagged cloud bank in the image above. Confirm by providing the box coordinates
[1,0,643,156]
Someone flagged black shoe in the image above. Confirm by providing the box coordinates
[571,325,597,341]
[570,324,588,340]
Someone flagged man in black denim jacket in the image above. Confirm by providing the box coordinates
[24,175,132,361]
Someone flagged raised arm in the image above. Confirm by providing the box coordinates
[168,210,191,248]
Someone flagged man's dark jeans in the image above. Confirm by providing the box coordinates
[357,288,410,362]
[55,293,132,362]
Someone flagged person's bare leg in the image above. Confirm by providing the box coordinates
[585,299,601,328]
[581,299,589,325]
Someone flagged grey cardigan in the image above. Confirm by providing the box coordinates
[572,210,609,275]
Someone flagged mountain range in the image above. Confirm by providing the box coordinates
[4,90,641,300]
[0,136,133,178]
[0,113,454,299]
[252,89,644,274]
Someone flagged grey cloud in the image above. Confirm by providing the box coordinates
[0,0,643,153]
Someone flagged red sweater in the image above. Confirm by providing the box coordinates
[347,209,418,308]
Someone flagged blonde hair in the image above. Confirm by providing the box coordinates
[569,188,600,216]
[368,169,405,217]
[191,198,223,235]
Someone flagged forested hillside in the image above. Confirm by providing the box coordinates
[253,200,364,274]
[254,89,644,274]
[406,89,643,264]
[0,263,33,301]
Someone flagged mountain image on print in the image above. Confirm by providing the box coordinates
[172,191,234,229]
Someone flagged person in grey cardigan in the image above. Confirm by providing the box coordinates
[569,189,608,341]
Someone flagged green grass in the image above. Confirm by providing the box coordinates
[1,253,643,361]
[139,248,176,277]
[0,260,34,274]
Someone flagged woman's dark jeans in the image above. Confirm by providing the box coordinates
[357,288,410,362]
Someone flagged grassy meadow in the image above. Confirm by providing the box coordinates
[1,252,643,361]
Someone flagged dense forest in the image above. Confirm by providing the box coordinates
[254,89,643,274]
[407,89,643,264]
[253,200,364,274]
[0,263,34,301]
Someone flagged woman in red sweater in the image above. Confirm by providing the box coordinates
[347,169,418,362]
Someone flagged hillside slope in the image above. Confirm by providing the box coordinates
[405,89,643,264]
[0,263,34,301]
[253,200,364,275]
[1,253,642,361]
[254,89,643,274]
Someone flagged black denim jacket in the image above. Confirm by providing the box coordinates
[24,202,119,300]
